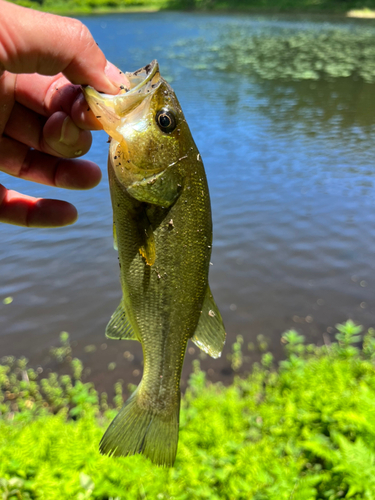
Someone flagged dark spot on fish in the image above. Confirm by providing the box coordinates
[119,71,122,74]
[142,63,153,75]
[152,84,157,88]
[96,116,101,118]
[114,156,117,159]
[87,108,90,112]
[120,85,126,90]
[133,63,151,75]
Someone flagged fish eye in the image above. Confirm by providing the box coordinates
[156,109,176,133]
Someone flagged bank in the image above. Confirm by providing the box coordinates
[7,0,375,18]
[1,321,375,498]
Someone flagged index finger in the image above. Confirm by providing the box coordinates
[15,73,103,130]
[14,61,128,130]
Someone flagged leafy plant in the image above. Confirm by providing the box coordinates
[2,321,375,498]
[9,0,375,15]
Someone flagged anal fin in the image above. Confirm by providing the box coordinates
[191,286,226,359]
[106,300,139,341]
[139,222,156,266]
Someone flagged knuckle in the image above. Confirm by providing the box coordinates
[75,22,94,49]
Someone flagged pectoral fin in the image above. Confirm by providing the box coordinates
[106,300,139,341]
[139,222,156,266]
[191,286,226,359]
[113,222,118,251]
[127,168,182,207]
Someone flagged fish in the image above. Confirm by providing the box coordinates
[83,60,226,467]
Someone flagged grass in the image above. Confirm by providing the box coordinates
[2,320,375,498]
[7,0,375,16]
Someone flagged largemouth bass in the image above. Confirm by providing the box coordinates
[83,60,226,467]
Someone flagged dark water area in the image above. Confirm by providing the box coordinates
[2,12,375,394]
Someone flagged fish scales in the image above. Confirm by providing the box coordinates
[111,155,210,409]
[83,60,226,466]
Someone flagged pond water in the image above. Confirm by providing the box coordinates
[1,11,375,391]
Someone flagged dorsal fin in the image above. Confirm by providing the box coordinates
[191,286,226,359]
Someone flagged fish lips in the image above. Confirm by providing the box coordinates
[82,60,161,142]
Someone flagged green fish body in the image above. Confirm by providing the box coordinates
[83,61,226,467]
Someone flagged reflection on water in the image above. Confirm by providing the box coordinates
[172,27,375,82]
[253,78,375,134]
[1,12,375,389]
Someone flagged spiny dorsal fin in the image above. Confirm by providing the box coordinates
[106,300,139,341]
[191,286,226,359]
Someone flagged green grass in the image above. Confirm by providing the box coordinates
[8,0,375,15]
[2,321,375,498]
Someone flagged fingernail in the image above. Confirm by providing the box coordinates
[60,116,80,146]
[105,61,130,92]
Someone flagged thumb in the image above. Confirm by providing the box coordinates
[0,0,120,93]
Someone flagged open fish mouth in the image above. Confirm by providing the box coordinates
[124,60,160,93]
[83,60,161,142]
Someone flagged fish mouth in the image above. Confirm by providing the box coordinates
[83,60,161,142]
[125,60,160,93]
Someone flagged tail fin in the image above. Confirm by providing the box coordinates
[99,388,180,467]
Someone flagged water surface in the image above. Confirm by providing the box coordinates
[1,12,375,390]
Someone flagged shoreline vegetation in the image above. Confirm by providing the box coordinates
[7,0,375,17]
[2,321,375,498]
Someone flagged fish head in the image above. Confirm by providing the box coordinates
[83,60,193,185]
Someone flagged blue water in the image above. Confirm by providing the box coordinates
[1,12,375,385]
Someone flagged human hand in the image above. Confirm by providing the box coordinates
[0,0,129,227]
